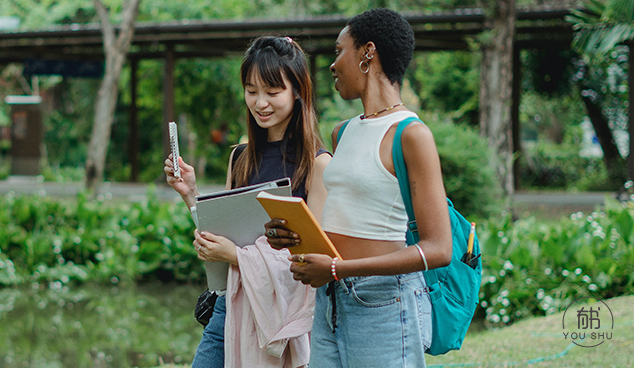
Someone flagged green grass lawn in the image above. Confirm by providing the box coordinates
[153,295,633,368]
[427,295,634,368]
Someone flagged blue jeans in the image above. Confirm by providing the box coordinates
[309,272,432,368]
[191,295,226,368]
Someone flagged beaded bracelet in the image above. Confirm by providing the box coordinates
[414,244,429,271]
[331,257,340,281]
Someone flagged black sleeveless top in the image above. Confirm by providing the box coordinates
[232,141,330,200]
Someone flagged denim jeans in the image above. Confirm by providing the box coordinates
[309,272,432,368]
[191,295,226,368]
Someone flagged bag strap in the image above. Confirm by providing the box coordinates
[392,117,419,243]
[335,120,351,145]
[392,117,440,289]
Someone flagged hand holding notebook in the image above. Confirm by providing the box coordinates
[194,178,292,290]
[256,191,342,260]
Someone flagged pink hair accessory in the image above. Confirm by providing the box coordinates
[285,36,293,43]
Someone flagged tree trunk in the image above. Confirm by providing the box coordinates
[580,90,626,184]
[627,40,634,180]
[479,0,516,197]
[129,58,139,182]
[85,0,140,192]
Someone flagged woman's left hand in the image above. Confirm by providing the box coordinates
[264,218,301,250]
[194,230,238,265]
[288,253,336,288]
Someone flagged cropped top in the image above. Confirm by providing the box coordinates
[321,111,419,241]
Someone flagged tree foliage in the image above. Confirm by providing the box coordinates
[114,58,246,182]
[4,0,617,189]
[0,0,94,29]
[410,51,480,125]
[564,0,632,186]
[568,0,634,61]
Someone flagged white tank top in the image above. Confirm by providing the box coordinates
[322,111,419,241]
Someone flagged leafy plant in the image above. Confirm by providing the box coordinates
[0,187,202,288]
[3,187,634,335]
[478,197,634,327]
[427,118,503,218]
[567,0,634,61]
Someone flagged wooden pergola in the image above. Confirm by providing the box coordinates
[1,6,631,183]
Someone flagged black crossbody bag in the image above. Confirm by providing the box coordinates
[194,289,218,326]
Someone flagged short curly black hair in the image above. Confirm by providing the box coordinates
[347,8,414,85]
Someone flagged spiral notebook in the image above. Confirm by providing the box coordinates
[168,121,181,178]
[193,178,292,291]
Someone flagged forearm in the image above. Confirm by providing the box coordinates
[180,186,200,209]
[334,241,450,279]
[225,246,239,266]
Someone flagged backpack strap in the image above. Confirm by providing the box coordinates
[335,120,351,145]
[392,117,441,289]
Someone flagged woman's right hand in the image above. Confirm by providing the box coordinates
[264,218,301,250]
[164,154,197,198]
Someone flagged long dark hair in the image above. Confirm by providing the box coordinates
[232,36,324,191]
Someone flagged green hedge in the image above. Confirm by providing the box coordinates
[478,198,634,326]
[429,120,503,218]
[2,189,633,329]
[0,187,201,287]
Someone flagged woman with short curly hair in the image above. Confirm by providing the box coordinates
[266,9,453,368]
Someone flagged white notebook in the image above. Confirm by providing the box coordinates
[193,178,292,291]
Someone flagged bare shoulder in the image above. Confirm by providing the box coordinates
[401,121,433,140]
[332,120,348,137]
[400,121,437,148]
[331,119,351,151]
[315,151,332,166]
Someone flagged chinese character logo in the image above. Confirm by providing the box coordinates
[577,306,601,329]
[563,297,614,348]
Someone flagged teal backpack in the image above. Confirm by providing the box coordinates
[337,116,482,356]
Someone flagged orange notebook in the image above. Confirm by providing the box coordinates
[256,191,343,260]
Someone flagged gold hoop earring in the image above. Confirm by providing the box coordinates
[359,60,370,74]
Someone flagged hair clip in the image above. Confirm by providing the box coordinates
[285,36,293,43]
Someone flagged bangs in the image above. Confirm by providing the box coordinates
[243,48,288,89]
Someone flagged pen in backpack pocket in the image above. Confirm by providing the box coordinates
[466,222,475,260]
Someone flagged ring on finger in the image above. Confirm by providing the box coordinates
[298,254,305,263]
[266,228,278,238]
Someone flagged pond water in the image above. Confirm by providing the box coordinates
[0,282,206,368]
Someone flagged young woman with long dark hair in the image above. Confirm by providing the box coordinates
[165,35,330,368]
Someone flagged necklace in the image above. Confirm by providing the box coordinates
[360,103,404,120]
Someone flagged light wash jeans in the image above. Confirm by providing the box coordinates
[191,295,226,368]
[309,272,432,368]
